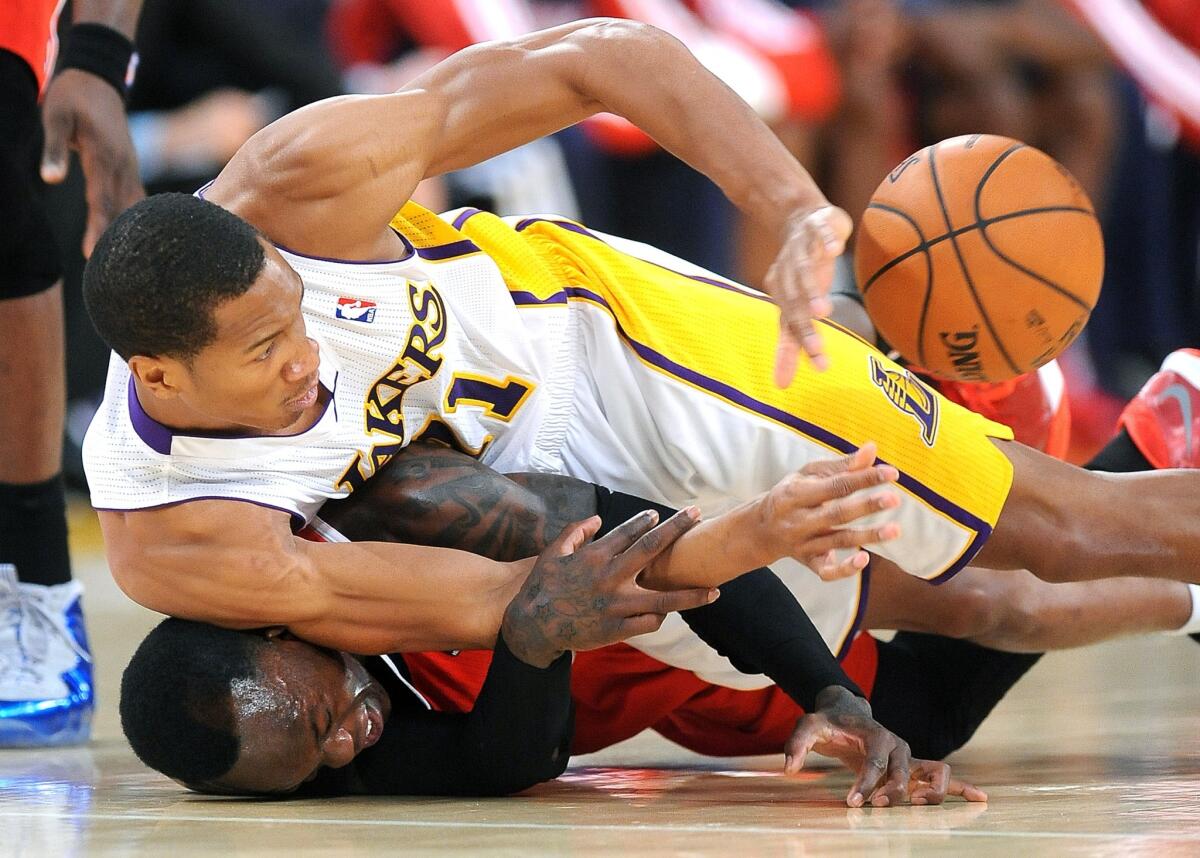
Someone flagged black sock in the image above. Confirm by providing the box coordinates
[0,475,72,586]
[869,632,1042,760]
[1084,428,1152,473]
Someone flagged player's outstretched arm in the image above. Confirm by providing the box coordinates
[207,19,846,377]
[99,501,531,654]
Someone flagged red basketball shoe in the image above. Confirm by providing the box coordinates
[1119,349,1200,470]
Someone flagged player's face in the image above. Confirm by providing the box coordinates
[202,635,392,796]
[180,246,322,432]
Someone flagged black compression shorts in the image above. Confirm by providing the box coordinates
[0,49,62,299]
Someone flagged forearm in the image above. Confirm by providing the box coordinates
[292,540,528,654]
[104,507,527,655]
[637,497,775,590]
[73,0,143,37]
[567,22,828,230]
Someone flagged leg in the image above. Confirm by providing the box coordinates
[0,49,92,747]
[862,558,1193,652]
[868,631,1040,760]
[976,438,1200,583]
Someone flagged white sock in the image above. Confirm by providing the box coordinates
[1167,583,1200,635]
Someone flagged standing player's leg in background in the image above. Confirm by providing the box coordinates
[0,2,142,746]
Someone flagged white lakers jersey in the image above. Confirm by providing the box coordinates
[83,212,574,526]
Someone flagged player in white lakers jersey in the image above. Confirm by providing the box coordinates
[83,19,1200,659]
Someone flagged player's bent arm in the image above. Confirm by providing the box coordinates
[209,18,828,260]
[98,500,526,654]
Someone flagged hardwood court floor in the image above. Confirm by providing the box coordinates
[1,504,1198,856]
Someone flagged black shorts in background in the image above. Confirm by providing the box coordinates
[0,49,63,298]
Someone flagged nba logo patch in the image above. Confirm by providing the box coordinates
[336,296,377,324]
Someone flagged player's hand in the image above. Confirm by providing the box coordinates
[41,68,144,256]
[500,509,719,667]
[765,204,853,386]
[784,686,912,807]
[784,687,988,807]
[757,443,902,581]
[907,759,988,806]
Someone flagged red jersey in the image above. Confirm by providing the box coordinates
[0,0,64,92]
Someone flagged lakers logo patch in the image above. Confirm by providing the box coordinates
[868,355,940,446]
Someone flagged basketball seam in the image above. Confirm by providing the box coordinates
[859,204,1094,295]
[928,141,1022,376]
[973,150,1094,313]
[862,202,936,367]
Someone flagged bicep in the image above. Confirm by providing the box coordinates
[208,21,608,257]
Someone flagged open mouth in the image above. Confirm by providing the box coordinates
[358,698,385,751]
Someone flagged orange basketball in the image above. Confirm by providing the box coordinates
[854,135,1104,382]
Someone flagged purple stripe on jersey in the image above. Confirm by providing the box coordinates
[451,207,484,230]
[127,379,174,455]
[415,239,482,261]
[514,284,996,574]
[835,563,871,662]
[93,497,306,532]
[513,217,773,304]
[125,373,339,453]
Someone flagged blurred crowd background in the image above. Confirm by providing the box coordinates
[45,0,1200,478]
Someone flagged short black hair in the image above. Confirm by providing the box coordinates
[120,618,268,786]
[84,192,266,361]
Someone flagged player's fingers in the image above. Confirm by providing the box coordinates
[774,332,800,388]
[614,507,700,572]
[848,738,891,808]
[868,743,911,808]
[810,549,871,581]
[909,760,951,806]
[782,716,825,774]
[815,491,901,531]
[629,586,719,618]
[952,779,989,803]
[806,467,900,509]
[589,509,660,556]
[40,107,72,184]
[800,442,878,479]
[805,522,903,562]
[617,612,668,638]
[549,516,603,557]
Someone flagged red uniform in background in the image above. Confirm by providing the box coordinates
[327,0,839,155]
[0,0,63,91]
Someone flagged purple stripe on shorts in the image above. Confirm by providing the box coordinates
[451,207,484,230]
[416,239,481,261]
[513,216,773,304]
[836,562,872,662]
[518,283,996,573]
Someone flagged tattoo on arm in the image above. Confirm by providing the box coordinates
[318,444,598,561]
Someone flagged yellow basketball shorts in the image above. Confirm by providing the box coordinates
[455,209,1016,587]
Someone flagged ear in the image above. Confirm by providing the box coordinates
[128,354,186,398]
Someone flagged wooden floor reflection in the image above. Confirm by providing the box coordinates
[2,507,1198,856]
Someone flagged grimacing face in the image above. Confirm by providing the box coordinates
[137,243,324,434]
[195,633,392,796]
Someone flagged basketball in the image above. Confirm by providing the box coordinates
[854,134,1104,382]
